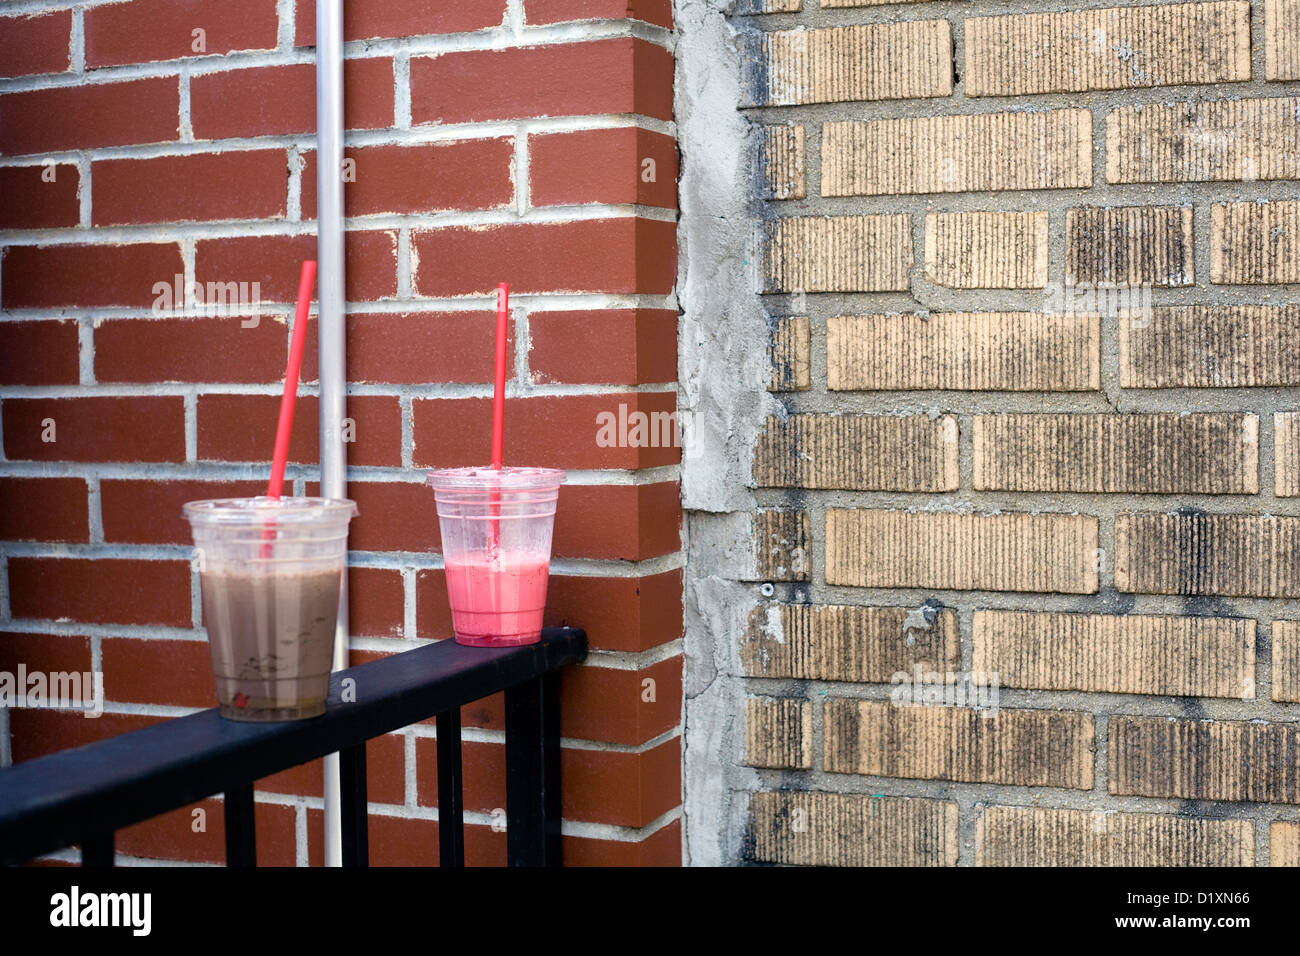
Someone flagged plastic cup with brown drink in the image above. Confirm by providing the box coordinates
[183,497,357,722]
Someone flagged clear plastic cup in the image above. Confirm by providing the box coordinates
[426,467,565,647]
[182,497,357,721]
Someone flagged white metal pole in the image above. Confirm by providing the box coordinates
[316,0,349,869]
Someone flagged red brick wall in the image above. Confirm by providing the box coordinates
[0,0,681,866]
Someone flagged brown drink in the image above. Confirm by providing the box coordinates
[200,567,342,721]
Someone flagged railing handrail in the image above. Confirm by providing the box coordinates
[0,628,587,866]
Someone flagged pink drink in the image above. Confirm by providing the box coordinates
[428,466,564,648]
[444,554,550,646]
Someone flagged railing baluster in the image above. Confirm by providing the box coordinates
[339,743,369,867]
[224,784,257,867]
[81,832,114,867]
[436,709,465,867]
[504,673,561,867]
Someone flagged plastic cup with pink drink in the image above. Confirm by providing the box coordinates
[427,467,565,647]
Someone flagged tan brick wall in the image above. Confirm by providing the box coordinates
[965,3,1250,96]
[976,806,1255,866]
[973,610,1255,698]
[750,791,958,866]
[1271,821,1300,865]
[729,0,1300,867]
[743,697,813,769]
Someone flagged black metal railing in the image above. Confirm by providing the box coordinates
[0,627,586,868]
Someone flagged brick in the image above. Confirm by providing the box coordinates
[526,0,672,28]
[301,312,499,385]
[118,798,296,866]
[743,604,960,682]
[413,219,675,297]
[753,413,958,491]
[1,243,183,310]
[976,806,1254,867]
[828,312,1101,392]
[416,736,680,827]
[297,0,506,44]
[974,610,1255,699]
[826,510,1099,594]
[972,413,1258,494]
[1273,822,1300,865]
[101,479,266,546]
[9,709,162,763]
[762,215,912,293]
[0,633,93,694]
[750,791,956,867]
[744,697,811,769]
[530,128,677,209]
[1276,413,1300,497]
[100,638,213,709]
[333,481,439,554]
[195,231,397,303]
[1121,305,1300,388]
[565,819,681,867]
[410,38,673,125]
[1116,513,1300,597]
[301,140,514,218]
[965,3,1250,97]
[303,809,506,867]
[1112,716,1300,804]
[824,110,1092,196]
[557,657,682,745]
[0,77,178,156]
[528,310,677,386]
[8,557,191,627]
[86,0,277,67]
[769,316,810,391]
[542,570,683,653]
[92,151,287,226]
[0,11,70,78]
[1212,200,1300,284]
[0,164,79,229]
[0,320,80,386]
[1107,97,1300,183]
[924,211,1047,289]
[745,21,952,107]
[1067,206,1194,288]
[2,396,185,463]
[412,392,678,470]
[1272,621,1300,702]
[1267,0,1300,79]
[414,570,454,639]
[825,699,1094,788]
[0,477,88,543]
[554,483,680,561]
[191,58,393,140]
[763,125,805,201]
[750,510,809,582]
[254,734,404,804]
[94,316,289,384]
[347,567,405,639]
[198,394,401,467]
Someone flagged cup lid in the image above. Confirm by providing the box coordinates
[426,466,566,491]
[182,496,358,524]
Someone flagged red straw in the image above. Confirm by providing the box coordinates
[267,260,318,500]
[488,282,509,557]
[491,282,509,470]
